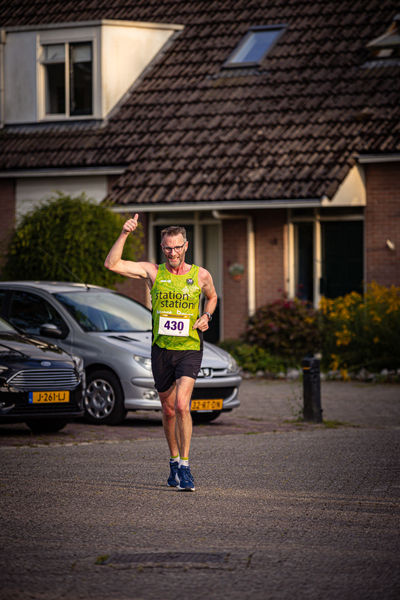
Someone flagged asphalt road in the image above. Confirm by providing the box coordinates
[1,380,399,600]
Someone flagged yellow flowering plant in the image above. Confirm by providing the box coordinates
[319,282,400,372]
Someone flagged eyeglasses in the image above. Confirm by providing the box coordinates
[162,244,186,253]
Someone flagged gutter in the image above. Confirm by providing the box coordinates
[110,199,321,213]
[357,154,400,163]
[4,20,185,34]
[0,167,127,178]
[0,30,5,130]
[212,209,256,318]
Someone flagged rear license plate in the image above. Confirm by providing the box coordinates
[191,399,223,412]
[29,391,70,404]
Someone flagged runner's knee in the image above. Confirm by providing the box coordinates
[161,400,175,421]
[175,397,191,419]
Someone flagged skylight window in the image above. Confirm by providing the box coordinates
[224,25,286,68]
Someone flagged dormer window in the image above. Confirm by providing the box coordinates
[366,15,400,59]
[223,25,286,68]
[3,20,183,125]
[42,42,93,116]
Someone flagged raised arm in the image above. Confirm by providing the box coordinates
[104,214,157,282]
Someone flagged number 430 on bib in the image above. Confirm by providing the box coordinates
[158,314,190,337]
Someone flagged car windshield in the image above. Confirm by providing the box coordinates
[0,316,16,333]
[54,291,152,333]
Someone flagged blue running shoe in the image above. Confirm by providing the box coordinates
[167,461,180,487]
[177,465,195,491]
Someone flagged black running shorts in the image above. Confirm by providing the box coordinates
[151,343,203,393]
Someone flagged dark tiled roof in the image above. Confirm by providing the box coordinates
[0,0,399,204]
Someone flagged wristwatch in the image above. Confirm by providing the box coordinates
[205,312,212,321]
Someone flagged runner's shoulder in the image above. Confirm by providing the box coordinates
[197,266,213,287]
[137,261,158,282]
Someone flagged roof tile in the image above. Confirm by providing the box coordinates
[0,0,399,203]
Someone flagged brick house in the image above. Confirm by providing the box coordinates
[0,0,399,343]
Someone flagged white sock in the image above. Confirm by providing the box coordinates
[170,455,179,463]
[179,458,189,467]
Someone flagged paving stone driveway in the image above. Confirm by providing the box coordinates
[0,380,399,448]
[0,380,399,600]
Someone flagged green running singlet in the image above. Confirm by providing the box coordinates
[151,263,202,351]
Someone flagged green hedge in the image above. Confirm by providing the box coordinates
[218,339,288,374]
[1,193,144,288]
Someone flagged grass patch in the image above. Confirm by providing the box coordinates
[323,419,359,428]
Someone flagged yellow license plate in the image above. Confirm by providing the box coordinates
[191,399,223,411]
[29,391,70,404]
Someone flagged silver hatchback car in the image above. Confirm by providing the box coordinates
[0,282,241,425]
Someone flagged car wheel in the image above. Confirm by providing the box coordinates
[84,370,127,425]
[191,410,222,425]
[25,419,69,434]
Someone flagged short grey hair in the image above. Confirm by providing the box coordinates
[160,226,187,243]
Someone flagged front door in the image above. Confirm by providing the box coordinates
[321,221,364,298]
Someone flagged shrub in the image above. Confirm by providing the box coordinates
[242,296,324,363]
[218,339,287,374]
[1,193,144,288]
[320,282,400,372]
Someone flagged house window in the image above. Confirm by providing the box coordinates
[43,44,65,114]
[42,42,93,117]
[224,25,285,68]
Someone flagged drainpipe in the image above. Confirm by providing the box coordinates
[212,210,256,317]
[0,30,5,129]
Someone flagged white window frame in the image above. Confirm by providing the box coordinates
[38,28,99,121]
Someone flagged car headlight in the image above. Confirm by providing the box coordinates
[133,354,152,371]
[227,354,239,374]
[71,354,85,373]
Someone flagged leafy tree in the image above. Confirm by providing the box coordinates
[1,193,144,288]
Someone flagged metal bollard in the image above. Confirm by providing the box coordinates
[302,358,323,423]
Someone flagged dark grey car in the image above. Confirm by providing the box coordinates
[0,316,85,433]
[0,282,241,425]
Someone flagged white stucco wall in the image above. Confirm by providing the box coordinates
[322,164,366,206]
[4,30,37,123]
[101,23,175,117]
[15,176,108,219]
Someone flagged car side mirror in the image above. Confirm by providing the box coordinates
[40,323,63,339]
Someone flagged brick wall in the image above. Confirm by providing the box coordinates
[221,211,286,339]
[0,178,16,272]
[254,209,286,307]
[365,163,400,287]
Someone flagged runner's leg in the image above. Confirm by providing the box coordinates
[175,376,195,459]
[159,382,179,457]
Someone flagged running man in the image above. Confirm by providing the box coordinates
[104,214,217,491]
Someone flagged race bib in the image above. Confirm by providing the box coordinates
[158,314,190,337]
